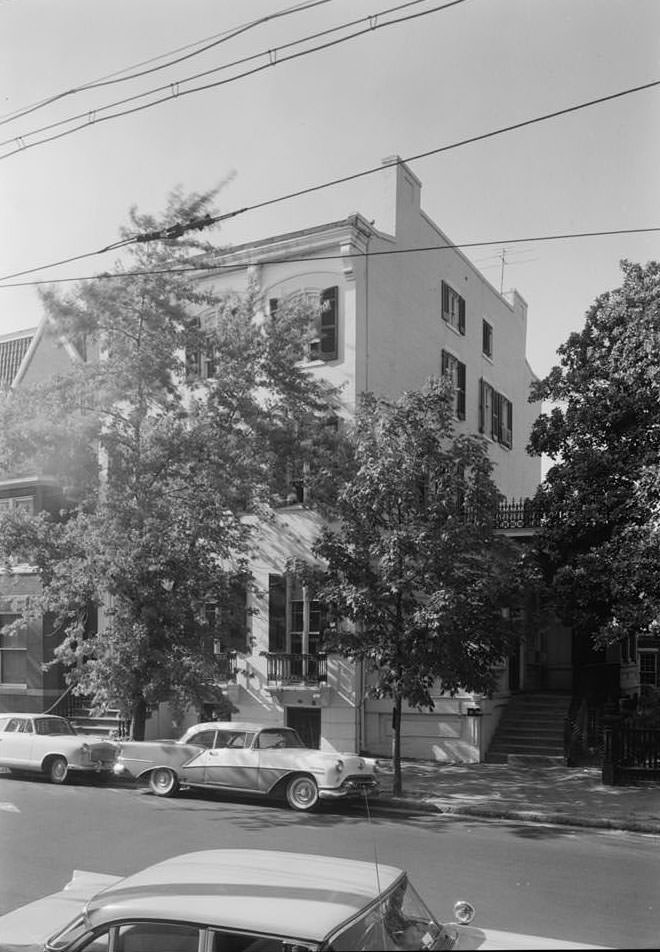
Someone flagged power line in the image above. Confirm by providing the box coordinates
[0,0,339,128]
[0,0,466,159]
[0,74,657,283]
[1,225,658,290]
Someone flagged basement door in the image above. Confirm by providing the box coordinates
[286,707,321,749]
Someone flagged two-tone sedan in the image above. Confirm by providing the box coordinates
[0,712,117,784]
[0,848,612,950]
[114,721,378,811]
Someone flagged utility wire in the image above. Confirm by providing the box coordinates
[0,74,657,283]
[0,0,339,128]
[1,226,658,289]
[0,0,466,159]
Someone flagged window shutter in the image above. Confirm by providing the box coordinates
[319,286,338,360]
[268,575,287,652]
[492,391,501,441]
[478,377,485,433]
[456,361,466,419]
[441,349,449,376]
[458,296,466,335]
[441,280,449,320]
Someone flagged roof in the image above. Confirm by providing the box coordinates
[0,328,36,387]
[86,849,403,940]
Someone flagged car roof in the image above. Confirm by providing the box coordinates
[0,713,65,720]
[184,722,296,733]
[86,849,403,939]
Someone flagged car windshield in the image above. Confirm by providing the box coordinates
[34,717,76,736]
[329,876,452,951]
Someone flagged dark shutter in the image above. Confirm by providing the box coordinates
[318,286,338,360]
[492,391,501,441]
[478,377,485,433]
[458,296,466,335]
[441,349,449,376]
[441,280,449,320]
[222,580,248,652]
[456,361,466,419]
[268,574,287,652]
[269,298,279,317]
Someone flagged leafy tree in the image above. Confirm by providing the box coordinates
[308,378,532,794]
[529,260,660,670]
[0,188,339,738]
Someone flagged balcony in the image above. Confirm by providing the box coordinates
[265,652,328,686]
[213,651,239,684]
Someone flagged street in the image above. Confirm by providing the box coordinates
[1,772,658,948]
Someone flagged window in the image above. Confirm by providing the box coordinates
[268,574,326,659]
[482,319,493,358]
[479,379,513,448]
[441,350,466,420]
[441,280,466,334]
[269,286,339,361]
[0,615,27,685]
[204,580,248,654]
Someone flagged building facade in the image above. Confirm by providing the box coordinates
[173,157,544,761]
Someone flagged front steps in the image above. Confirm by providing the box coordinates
[486,692,570,764]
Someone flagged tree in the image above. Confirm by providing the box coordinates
[529,260,660,669]
[0,188,339,738]
[309,378,532,795]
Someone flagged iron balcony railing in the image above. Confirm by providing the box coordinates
[266,652,328,685]
[496,498,543,530]
[213,651,239,683]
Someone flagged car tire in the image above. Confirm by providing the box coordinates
[286,774,319,811]
[149,767,180,797]
[47,756,68,785]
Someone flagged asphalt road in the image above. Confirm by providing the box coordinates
[1,772,658,948]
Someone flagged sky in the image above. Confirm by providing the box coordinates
[0,0,659,380]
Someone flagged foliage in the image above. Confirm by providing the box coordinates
[529,260,660,652]
[307,378,533,793]
[0,188,341,737]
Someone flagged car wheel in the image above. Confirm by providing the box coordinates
[286,774,319,811]
[48,756,68,785]
[149,767,179,797]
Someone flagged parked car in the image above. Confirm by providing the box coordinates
[0,712,117,784]
[114,721,378,811]
[0,848,611,951]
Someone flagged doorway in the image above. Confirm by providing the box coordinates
[286,706,321,749]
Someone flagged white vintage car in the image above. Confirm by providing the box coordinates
[0,712,117,784]
[114,721,378,811]
[0,848,611,951]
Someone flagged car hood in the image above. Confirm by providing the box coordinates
[0,870,121,950]
[455,924,611,949]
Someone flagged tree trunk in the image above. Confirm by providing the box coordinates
[391,693,403,797]
[130,696,148,741]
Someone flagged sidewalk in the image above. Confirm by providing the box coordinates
[374,759,660,834]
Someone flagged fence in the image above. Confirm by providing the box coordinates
[602,725,660,785]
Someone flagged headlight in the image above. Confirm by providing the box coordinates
[335,759,344,773]
[454,900,476,925]
[80,743,90,753]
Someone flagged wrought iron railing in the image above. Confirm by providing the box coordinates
[602,725,660,784]
[496,497,543,530]
[213,651,239,683]
[266,652,328,685]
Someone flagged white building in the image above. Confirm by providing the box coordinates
[149,157,543,760]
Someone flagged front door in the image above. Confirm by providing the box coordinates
[286,707,321,749]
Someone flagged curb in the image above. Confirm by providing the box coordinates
[373,795,660,835]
